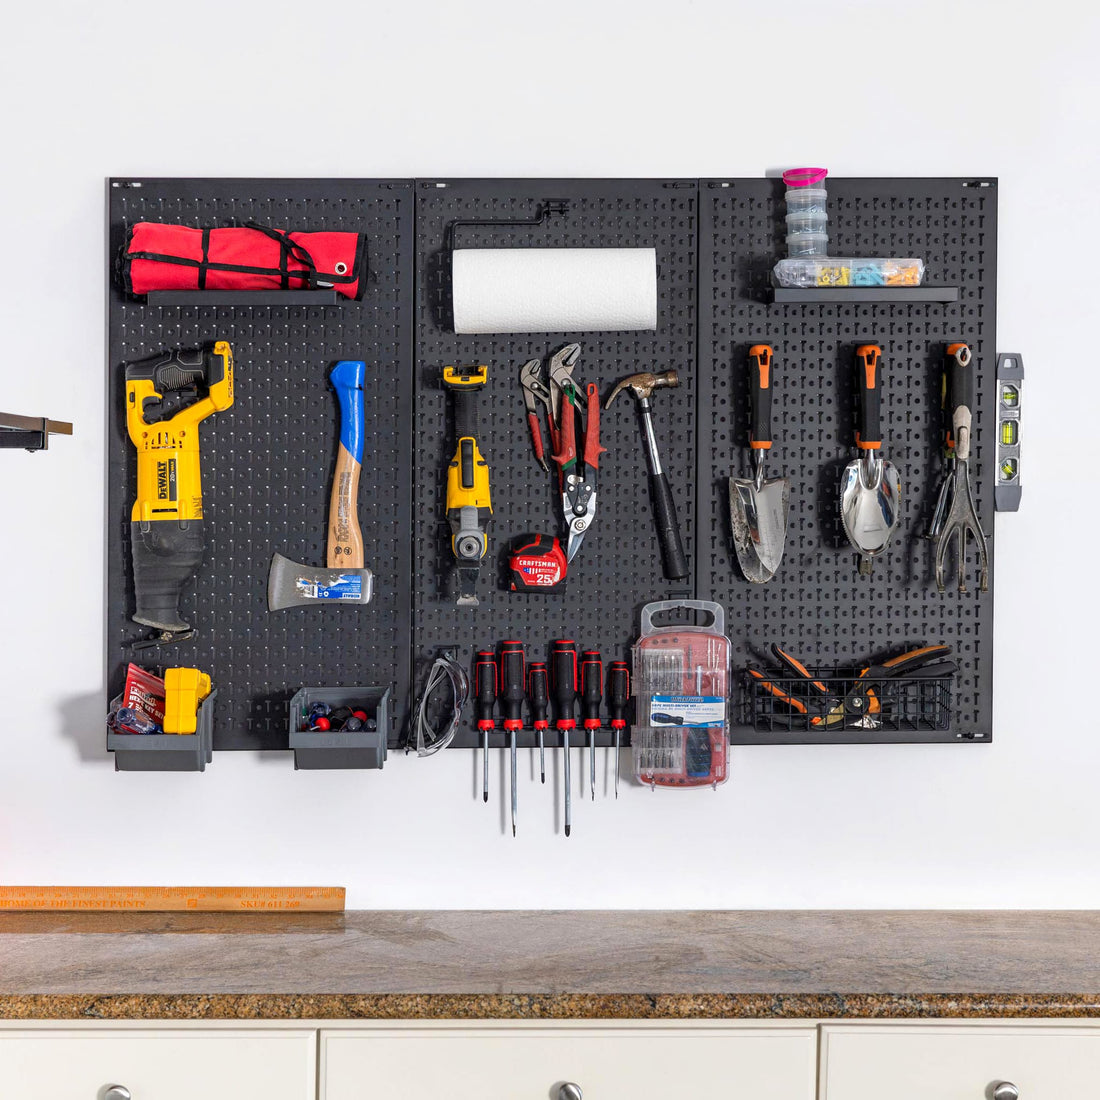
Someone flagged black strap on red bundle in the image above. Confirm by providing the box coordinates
[119,221,369,299]
[239,222,320,290]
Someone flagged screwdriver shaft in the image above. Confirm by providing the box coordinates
[482,731,489,802]
[539,730,545,783]
[564,731,571,836]
[474,650,497,806]
[498,641,526,839]
[590,734,596,800]
[551,641,578,839]
[614,729,620,798]
[510,729,517,836]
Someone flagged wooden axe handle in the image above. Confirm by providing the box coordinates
[327,361,366,570]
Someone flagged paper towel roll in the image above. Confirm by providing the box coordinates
[452,247,658,334]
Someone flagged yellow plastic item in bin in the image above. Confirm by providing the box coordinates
[163,668,212,734]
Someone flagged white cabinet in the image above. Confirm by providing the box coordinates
[0,1026,316,1100]
[9,1015,1100,1099]
[821,1023,1100,1099]
[320,1020,818,1100]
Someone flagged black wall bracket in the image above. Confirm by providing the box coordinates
[0,412,72,451]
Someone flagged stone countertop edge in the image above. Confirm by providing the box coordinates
[3,994,1100,1021]
[4,911,1100,1018]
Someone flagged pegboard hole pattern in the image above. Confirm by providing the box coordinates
[107,180,414,750]
[107,177,995,752]
[412,182,699,749]
[697,178,995,743]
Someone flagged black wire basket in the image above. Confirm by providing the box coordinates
[743,665,954,734]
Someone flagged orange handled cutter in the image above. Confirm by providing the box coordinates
[748,643,956,730]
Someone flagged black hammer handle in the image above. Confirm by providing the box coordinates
[649,470,689,580]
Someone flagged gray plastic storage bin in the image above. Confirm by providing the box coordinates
[288,686,389,770]
[107,690,217,772]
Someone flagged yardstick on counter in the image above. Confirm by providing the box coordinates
[0,886,345,912]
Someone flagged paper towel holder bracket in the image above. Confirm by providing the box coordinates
[446,199,570,250]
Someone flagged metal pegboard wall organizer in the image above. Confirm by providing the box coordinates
[413,179,700,749]
[697,177,997,743]
[106,178,415,751]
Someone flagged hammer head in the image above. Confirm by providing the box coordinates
[605,370,680,408]
[267,552,374,611]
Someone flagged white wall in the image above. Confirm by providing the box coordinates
[1,0,1096,909]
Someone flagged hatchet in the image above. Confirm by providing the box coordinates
[268,360,375,611]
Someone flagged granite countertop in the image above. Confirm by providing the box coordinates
[2,911,1099,1020]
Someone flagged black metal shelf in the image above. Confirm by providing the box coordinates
[767,286,960,304]
[145,290,340,307]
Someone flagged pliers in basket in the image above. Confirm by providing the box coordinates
[747,645,844,728]
[840,645,956,725]
[748,643,956,729]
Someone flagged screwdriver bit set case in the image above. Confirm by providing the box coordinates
[105,176,1000,769]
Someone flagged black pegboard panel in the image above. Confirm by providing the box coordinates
[106,175,1000,757]
[411,179,700,749]
[106,178,415,751]
[697,177,997,743]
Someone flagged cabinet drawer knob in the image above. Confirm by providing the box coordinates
[993,1084,1019,1100]
[104,1088,131,1100]
[558,1085,583,1100]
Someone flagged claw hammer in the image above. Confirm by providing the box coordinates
[605,371,689,580]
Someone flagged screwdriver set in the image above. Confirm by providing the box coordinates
[469,639,631,834]
[104,173,1002,788]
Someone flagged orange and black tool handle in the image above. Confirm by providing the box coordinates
[855,345,882,451]
[580,650,603,731]
[748,344,773,450]
[474,650,497,732]
[747,668,809,715]
[848,644,954,716]
[870,644,953,677]
[498,641,526,733]
[771,644,831,697]
[607,661,630,729]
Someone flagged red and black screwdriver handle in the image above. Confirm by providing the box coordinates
[607,661,630,730]
[550,640,578,731]
[527,661,550,730]
[748,344,773,450]
[498,641,526,732]
[474,650,497,732]
[855,345,882,452]
[580,650,603,731]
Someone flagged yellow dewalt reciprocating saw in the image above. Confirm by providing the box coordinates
[125,341,234,636]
